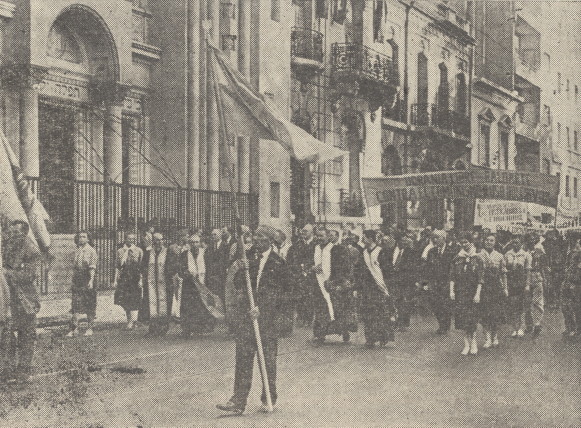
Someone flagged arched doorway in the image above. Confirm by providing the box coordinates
[39,6,120,233]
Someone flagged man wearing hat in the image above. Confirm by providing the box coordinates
[217,225,294,415]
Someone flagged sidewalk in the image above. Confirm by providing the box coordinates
[37,291,126,327]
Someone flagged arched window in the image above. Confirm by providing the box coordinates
[47,23,82,64]
[437,63,449,125]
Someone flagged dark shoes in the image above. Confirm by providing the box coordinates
[216,401,244,415]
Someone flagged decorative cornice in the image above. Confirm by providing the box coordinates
[0,1,16,19]
[474,77,524,103]
[132,41,162,62]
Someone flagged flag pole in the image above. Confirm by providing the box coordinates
[208,43,274,413]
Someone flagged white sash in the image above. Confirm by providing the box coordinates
[314,243,335,320]
[364,246,389,295]
[148,248,168,317]
[187,247,206,284]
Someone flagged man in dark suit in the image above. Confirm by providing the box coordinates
[286,224,316,327]
[217,225,294,415]
[206,229,228,302]
[424,230,456,334]
[1,220,42,384]
[387,231,419,331]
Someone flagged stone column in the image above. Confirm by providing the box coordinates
[104,103,123,183]
[238,0,251,193]
[248,0,261,196]
[187,0,200,189]
[19,87,39,177]
[206,0,221,191]
[199,0,208,189]
[91,110,105,182]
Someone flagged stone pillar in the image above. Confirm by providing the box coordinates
[238,0,251,193]
[19,87,39,177]
[206,0,221,191]
[199,0,208,189]
[91,111,105,182]
[187,0,200,189]
[104,104,123,183]
[248,0,261,196]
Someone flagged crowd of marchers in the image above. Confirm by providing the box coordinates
[1,219,580,393]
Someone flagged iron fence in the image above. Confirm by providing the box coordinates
[28,177,258,294]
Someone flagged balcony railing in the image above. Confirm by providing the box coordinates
[291,27,324,63]
[331,43,397,87]
[411,103,470,138]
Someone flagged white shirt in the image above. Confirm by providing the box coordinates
[257,247,272,288]
[392,246,401,266]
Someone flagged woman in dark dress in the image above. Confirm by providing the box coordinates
[479,234,508,349]
[450,232,484,355]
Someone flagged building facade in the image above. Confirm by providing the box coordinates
[471,0,581,227]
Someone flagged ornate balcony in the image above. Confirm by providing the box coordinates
[411,103,470,138]
[331,43,399,112]
[291,27,324,79]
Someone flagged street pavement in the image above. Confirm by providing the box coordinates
[1,310,579,427]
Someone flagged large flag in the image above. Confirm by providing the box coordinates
[0,131,51,251]
[209,44,347,164]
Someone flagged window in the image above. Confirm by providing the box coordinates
[271,0,280,21]
[575,130,579,151]
[557,73,561,93]
[373,0,384,42]
[500,130,509,170]
[543,53,550,71]
[480,123,491,167]
[270,182,280,218]
[565,175,570,197]
[574,177,578,198]
[543,105,551,125]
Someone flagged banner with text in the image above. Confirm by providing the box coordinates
[363,170,559,208]
[474,200,528,226]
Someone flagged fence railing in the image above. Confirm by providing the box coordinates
[28,177,258,294]
[411,103,470,137]
[331,43,398,86]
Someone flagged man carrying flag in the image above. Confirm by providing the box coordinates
[0,131,51,385]
[216,225,294,414]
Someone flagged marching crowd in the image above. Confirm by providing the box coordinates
[2,218,581,398]
[63,222,581,354]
